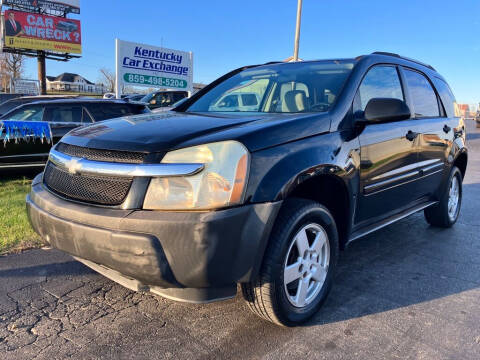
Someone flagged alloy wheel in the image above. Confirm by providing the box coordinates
[283,223,330,308]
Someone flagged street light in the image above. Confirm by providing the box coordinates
[293,0,303,61]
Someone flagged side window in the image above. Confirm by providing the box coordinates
[5,105,45,121]
[432,77,457,118]
[357,66,404,111]
[241,93,258,106]
[154,93,174,107]
[48,105,82,123]
[403,69,439,118]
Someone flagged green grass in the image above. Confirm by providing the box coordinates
[0,177,43,254]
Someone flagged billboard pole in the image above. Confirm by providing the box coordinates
[37,51,47,95]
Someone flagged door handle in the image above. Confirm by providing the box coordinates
[406,130,419,141]
[443,124,451,133]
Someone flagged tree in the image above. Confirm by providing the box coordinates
[98,68,115,93]
[0,53,25,92]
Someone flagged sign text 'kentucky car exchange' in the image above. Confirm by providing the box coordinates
[3,10,82,53]
[116,39,193,92]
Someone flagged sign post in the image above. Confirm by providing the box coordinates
[115,38,120,99]
[115,39,193,98]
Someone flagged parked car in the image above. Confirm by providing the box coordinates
[103,93,116,99]
[151,97,188,113]
[141,90,188,110]
[27,52,467,326]
[209,92,261,112]
[0,95,84,116]
[1,99,150,170]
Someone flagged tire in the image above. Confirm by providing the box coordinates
[241,198,339,326]
[424,166,462,228]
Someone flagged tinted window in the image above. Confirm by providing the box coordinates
[4,105,45,121]
[186,61,354,113]
[242,93,258,106]
[86,103,147,121]
[358,66,404,110]
[404,69,439,118]
[172,92,187,103]
[432,77,457,118]
[48,105,82,122]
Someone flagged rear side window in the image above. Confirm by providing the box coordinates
[358,66,404,110]
[48,105,82,122]
[403,69,439,118]
[86,103,146,121]
[432,77,457,118]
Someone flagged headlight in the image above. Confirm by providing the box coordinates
[143,141,249,210]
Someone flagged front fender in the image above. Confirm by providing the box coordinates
[245,132,360,204]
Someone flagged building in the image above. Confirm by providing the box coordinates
[46,73,105,94]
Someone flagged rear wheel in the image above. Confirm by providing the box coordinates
[424,166,462,227]
[241,198,339,326]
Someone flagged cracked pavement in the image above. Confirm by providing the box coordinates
[1,120,479,359]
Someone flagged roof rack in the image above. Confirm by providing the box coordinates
[371,52,436,71]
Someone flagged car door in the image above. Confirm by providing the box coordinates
[355,65,424,225]
[400,68,453,197]
[0,104,49,169]
[44,104,84,145]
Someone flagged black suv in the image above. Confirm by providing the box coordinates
[1,99,149,170]
[27,53,467,326]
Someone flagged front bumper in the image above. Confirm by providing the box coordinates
[27,174,282,303]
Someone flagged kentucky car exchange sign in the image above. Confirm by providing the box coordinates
[115,39,193,95]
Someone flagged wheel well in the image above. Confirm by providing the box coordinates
[287,175,350,249]
[454,153,467,179]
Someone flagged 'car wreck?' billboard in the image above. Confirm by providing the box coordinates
[3,10,82,54]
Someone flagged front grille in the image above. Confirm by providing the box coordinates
[56,143,146,164]
[44,162,132,205]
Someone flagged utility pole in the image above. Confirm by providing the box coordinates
[293,0,303,61]
[37,51,47,95]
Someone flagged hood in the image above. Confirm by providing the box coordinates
[61,111,331,153]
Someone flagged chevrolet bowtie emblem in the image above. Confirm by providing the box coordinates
[66,158,82,175]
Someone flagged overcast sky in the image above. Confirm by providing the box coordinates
[22,0,480,104]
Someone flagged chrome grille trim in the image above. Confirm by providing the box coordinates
[48,149,204,178]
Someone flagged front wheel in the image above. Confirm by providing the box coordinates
[424,166,463,227]
[241,198,339,326]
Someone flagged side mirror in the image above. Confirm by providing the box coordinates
[363,98,411,123]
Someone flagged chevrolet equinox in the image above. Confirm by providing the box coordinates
[27,52,468,326]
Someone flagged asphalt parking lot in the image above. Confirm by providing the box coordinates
[1,121,479,360]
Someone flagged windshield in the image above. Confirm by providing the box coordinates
[185,61,355,114]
